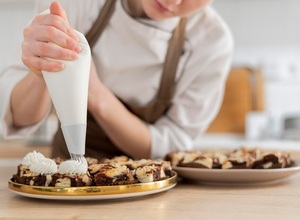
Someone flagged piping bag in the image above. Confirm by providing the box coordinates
[40,10,91,160]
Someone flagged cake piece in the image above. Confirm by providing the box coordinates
[221,159,250,169]
[165,147,293,170]
[89,164,136,186]
[12,151,93,187]
[49,173,92,187]
[252,151,292,169]
[100,156,130,165]
[202,151,228,169]
[135,164,163,183]
[222,148,255,169]
[176,151,213,169]
[180,155,213,169]
[12,151,175,187]
[12,152,58,186]
[132,160,173,182]
[86,157,99,166]
[165,151,192,167]
[12,164,49,186]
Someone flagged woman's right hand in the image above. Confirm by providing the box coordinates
[21,1,81,76]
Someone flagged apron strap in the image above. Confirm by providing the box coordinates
[130,18,186,123]
[158,18,187,103]
[85,0,117,49]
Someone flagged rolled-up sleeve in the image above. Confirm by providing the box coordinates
[0,50,50,140]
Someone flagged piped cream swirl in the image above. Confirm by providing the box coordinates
[58,158,88,175]
[22,151,45,167]
[30,158,58,175]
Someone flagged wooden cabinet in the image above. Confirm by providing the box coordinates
[207,67,264,133]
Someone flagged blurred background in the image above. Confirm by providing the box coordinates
[1,0,300,156]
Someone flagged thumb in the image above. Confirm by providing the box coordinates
[50,1,69,23]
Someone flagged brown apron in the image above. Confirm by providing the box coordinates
[51,0,187,159]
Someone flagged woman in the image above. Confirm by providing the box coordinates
[0,0,233,159]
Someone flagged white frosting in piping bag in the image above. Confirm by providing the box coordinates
[58,157,88,175]
[40,9,91,156]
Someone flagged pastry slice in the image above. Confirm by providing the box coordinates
[89,164,135,186]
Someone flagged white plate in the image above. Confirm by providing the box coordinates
[8,173,177,200]
[173,162,300,185]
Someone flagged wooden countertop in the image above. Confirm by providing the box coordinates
[1,153,300,220]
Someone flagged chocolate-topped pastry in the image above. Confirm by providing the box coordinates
[133,160,173,182]
[88,158,174,185]
[252,152,291,169]
[165,147,293,170]
[155,160,173,177]
[135,165,163,183]
[122,159,151,170]
[49,173,92,187]
[165,151,188,167]
[89,164,136,186]
[202,151,228,169]
[222,148,255,169]
[11,151,175,187]
[222,160,249,169]
[176,152,214,169]
[85,157,99,166]
[180,155,213,169]
[12,164,49,186]
[99,156,131,165]
[12,152,59,186]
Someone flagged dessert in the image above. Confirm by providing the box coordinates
[100,156,173,182]
[58,158,88,175]
[165,147,293,169]
[11,151,174,187]
[12,151,92,187]
[89,164,136,186]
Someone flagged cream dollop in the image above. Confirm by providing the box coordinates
[58,158,88,175]
[22,151,45,167]
[30,158,58,175]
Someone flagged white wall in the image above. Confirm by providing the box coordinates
[212,0,300,137]
[213,0,300,67]
[0,0,35,72]
[0,0,35,135]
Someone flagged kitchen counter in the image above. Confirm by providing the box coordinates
[1,153,300,220]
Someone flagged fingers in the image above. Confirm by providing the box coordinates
[22,55,65,76]
[24,24,80,54]
[32,13,79,42]
[50,1,68,23]
[22,39,78,73]
[32,41,78,60]
[22,1,81,75]
[49,1,79,41]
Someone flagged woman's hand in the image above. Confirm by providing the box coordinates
[21,1,81,76]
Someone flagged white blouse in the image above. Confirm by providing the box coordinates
[0,0,233,159]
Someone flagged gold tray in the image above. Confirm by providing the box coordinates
[8,172,177,200]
